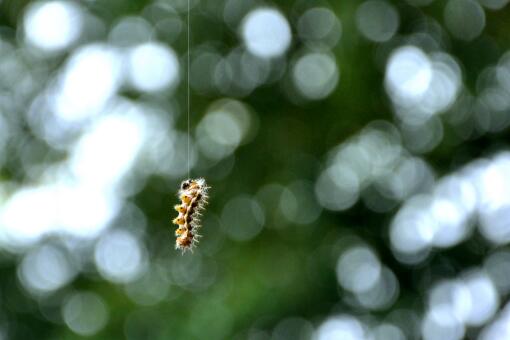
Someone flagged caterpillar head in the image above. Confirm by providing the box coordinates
[180,179,192,190]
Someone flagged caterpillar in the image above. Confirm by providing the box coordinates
[172,178,209,252]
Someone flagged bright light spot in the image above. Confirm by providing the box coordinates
[422,304,465,340]
[429,280,473,323]
[213,47,270,96]
[316,121,405,213]
[444,0,486,41]
[476,155,510,244]
[315,164,360,211]
[209,46,273,96]
[62,291,109,336]
[377,156,433,202]
[292,52,339,100]
[385,46,433,107]
[390,193,470,253]
[479,301,510,340]
[426,271,498,335]
[421,54,462,114]
[109,16,153,46]
[94,229,147,283]
[480,206,510,244]
[204,112,242,146]
[389,52,462,124]
[0,182,119,248]
[479,87,510,115]
[56,184,119,238]
[390,151,510,261]
[355,266,399,310]
[477,159,510,211]
[337,246,382,293]
[70,107,146,190]
[196,99,253,161]
[462,271,499,326]
[52,44,123,122]
[128,42,179,92]
[135,106,178,177]
[390,196,436,254]
[358,123,402,174]
[24,1,83,52]
[372,324,405,340]
[18,244,76,296]
[435,176,477,216]
[430,198,469,247]
[332,144,372,186]
[356,0,399,43]
[297,7,342,47]
[315,315,366,340]
[0,186,59,248]
[241,8,291,59]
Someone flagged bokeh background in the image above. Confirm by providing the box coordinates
[0,0,510,339]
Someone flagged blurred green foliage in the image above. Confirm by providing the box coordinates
[0,0,510,340]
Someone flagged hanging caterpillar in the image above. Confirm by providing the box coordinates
[172,178,209,252]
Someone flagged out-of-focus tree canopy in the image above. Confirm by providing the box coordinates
[0,0,510,339]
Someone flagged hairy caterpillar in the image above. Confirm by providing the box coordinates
[172,178,209,252]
